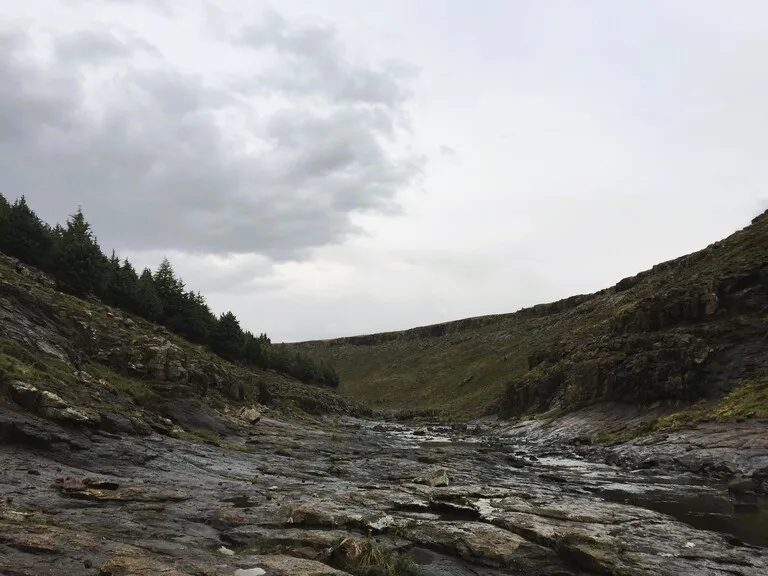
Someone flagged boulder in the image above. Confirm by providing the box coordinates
[9,381,41,411]
[238,406,262,425]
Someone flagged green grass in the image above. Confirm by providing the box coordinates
[654,377,768,429]
[332,537,420,576]
[0,351,20,386]
[592,378,768,443]
[83,362,151,403]
[297,335,533,419]
[0,338,40,366]
[180,429,223,445]
[0,338,76,397]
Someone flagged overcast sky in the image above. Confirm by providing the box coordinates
[2,1,767,341]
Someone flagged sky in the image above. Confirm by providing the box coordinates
[1,0,767,342]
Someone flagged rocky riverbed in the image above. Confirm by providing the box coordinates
[1,404,767,576]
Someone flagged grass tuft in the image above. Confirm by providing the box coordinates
[332,536,419,576]
[180,429,223,446]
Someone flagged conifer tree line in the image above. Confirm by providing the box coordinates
[0,193,339,388]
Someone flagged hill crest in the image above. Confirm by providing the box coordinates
[293,209,768,419]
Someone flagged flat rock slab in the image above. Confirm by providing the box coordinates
[1,405,766,576]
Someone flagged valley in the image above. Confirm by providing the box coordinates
[1,211,767,575]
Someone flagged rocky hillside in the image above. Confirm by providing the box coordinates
[294,210,768,420]
[0,252,368,439]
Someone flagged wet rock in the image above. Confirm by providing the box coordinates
[415,468,450,487]
[98,549,188,576]
[0,407,74,449]
[83,479,120,490]
[638,457,659,469]
[160,398,231,436]
[209,507,249,530]
[505,455,532,468]
[417,453,443,465]
[224,525,347,554]
[234,569,266,576]
[2,403,767,576]
[538,472,567,483]
[54,478,188,503]
[403,520,580,574]
[728,476,760,495]
[254,555,352,575]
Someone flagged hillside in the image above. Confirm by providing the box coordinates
[294,210,768,419]
[0,251,367,439]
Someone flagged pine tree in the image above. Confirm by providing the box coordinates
[104,255,141,312]
[135,268,163,321]
[117,259,140,311]
[210,311,245,362]
[178,290,216,344]
[53,208,107,297]
[0,193,10,222]
[0,193,10,257]
[103,250,122,305]
[153,257,187,329]
[0,195,55,270]
[242,330,267,367]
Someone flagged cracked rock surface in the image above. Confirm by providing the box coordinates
[1,404,766,576]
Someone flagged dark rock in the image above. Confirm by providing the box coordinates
[83,479,120,490]
[160,398,231,436]
[728,477,760,495]
[9,381,41,411]
[99,412,135,435]
[505,455,532,468]
[538,473,567,483]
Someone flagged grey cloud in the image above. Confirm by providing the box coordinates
[0,12,423,260]
[235,10,418,108]
[54,28,162,63]
[91,0,175,16]
[124,249,282,296]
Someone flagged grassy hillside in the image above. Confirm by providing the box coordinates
[293,211,768,419]
[0,252,366,437]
